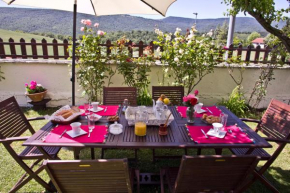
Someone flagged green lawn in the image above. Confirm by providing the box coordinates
[0,108,289,192]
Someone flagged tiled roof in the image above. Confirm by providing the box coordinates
[252,38,265,44]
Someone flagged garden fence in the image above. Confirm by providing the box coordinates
[0,37,289,64]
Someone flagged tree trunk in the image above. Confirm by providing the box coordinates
[248,10,290,53]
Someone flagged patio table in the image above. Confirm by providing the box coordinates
[23,106,271,159]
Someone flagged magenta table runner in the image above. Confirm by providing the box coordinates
[177,106,222,118]
[79,105,119,116]
[44,125,108,143]
[186,125,253,144]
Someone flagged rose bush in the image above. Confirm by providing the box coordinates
[154,25,222,95]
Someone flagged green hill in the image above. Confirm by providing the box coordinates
[0,7,286,36]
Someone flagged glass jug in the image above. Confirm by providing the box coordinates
[134,108,148,136]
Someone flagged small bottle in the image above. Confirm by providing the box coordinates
[122,99,129,114]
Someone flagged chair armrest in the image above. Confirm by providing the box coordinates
[0,136,30,143]
[27,116,45,121]
[264,137,290,144]
[240,118,261,124]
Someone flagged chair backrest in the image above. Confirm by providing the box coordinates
[44,159,132,193]
[0,96,34,139]
[259,99,290,141]
[103,87,137,106]
[174,155,260,193]
[152,86,184,105]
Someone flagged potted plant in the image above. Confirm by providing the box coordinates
[25,81,47,102]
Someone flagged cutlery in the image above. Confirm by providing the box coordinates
[235,123,244,132]
[104,107,108,112]
[201,129,208,138]
[228,129,236,138]
[59,129,67,138]
[88,128,93,138]
[206,107,213,114]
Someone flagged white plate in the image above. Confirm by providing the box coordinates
[195,108,207,114]
[66,128,87,138]
[207,129,227,138]
[109,123,123,135]
[88,107,104,113]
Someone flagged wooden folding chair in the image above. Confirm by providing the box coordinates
[152,86,186,161]
[102,87,138,160]
[0,96,61,193]
[160,155,260,193]
[43,158,140,193]
[152,86,184,106]
[230,99,290,192]
[103,86,137,106]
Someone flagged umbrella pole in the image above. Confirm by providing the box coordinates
[71,0,77,106]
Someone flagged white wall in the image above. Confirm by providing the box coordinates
[1,59,290,108]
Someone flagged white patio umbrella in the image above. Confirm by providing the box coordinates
[2,0,176,105]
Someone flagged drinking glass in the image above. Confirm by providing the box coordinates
[84,102,91,118]
[220,113,228,129]
[88,114,95,130]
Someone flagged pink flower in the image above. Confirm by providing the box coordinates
[97,30,105,36]
[25,83,28,87]
[194,90,199,96]
[94,23,99,28]
[85,19,92,26]
[80,27,85,31]
[81,19,86,24]
[30,85,36,90]
[30,81,37,86]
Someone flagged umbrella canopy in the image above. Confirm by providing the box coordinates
[2,0,176,105]
[3,0,175,16]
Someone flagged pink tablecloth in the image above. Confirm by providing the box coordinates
[186,125,253,144]
[44,125,108,143]
[79,105,119,116]
[177,106,222,118]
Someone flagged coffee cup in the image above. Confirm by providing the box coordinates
[195,103,203,113]
[70,122,81,134]
[92,102,99,111]
[212,122,223,133]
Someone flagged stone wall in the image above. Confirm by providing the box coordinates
[1,59,290,108]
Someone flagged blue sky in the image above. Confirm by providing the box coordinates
[0,0,289,19]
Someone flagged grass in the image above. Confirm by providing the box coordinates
[0,108,289,192]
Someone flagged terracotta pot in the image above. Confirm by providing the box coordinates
[26,90,47,102]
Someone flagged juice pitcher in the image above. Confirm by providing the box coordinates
[134,109,148,136]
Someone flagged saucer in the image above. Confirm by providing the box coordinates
[89,114,102,121]
[66,129,87,138]
[109,123,123,135]
[89,107,104,113]
[206,129,227,138]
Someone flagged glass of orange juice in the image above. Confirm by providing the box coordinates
[134,108,148,136]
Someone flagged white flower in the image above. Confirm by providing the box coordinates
[156,47,161,55]
[165,35,171,41]
[179,49,184,54]
[174,28,182,36]
[174,57,179,62]
[187,40,192,45]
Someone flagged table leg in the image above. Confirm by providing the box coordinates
[73,148,81,159]
[91,148,95,159]
[214,148,222,155]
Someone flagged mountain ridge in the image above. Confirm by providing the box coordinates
[0,7,285,36]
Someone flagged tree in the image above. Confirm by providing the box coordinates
[247,31,261,44]
[215,21,228,46]
[223,0,290,52]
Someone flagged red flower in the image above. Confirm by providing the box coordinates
[190,98,198,106]
[194,90,199,96]
[126,58,132,62]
